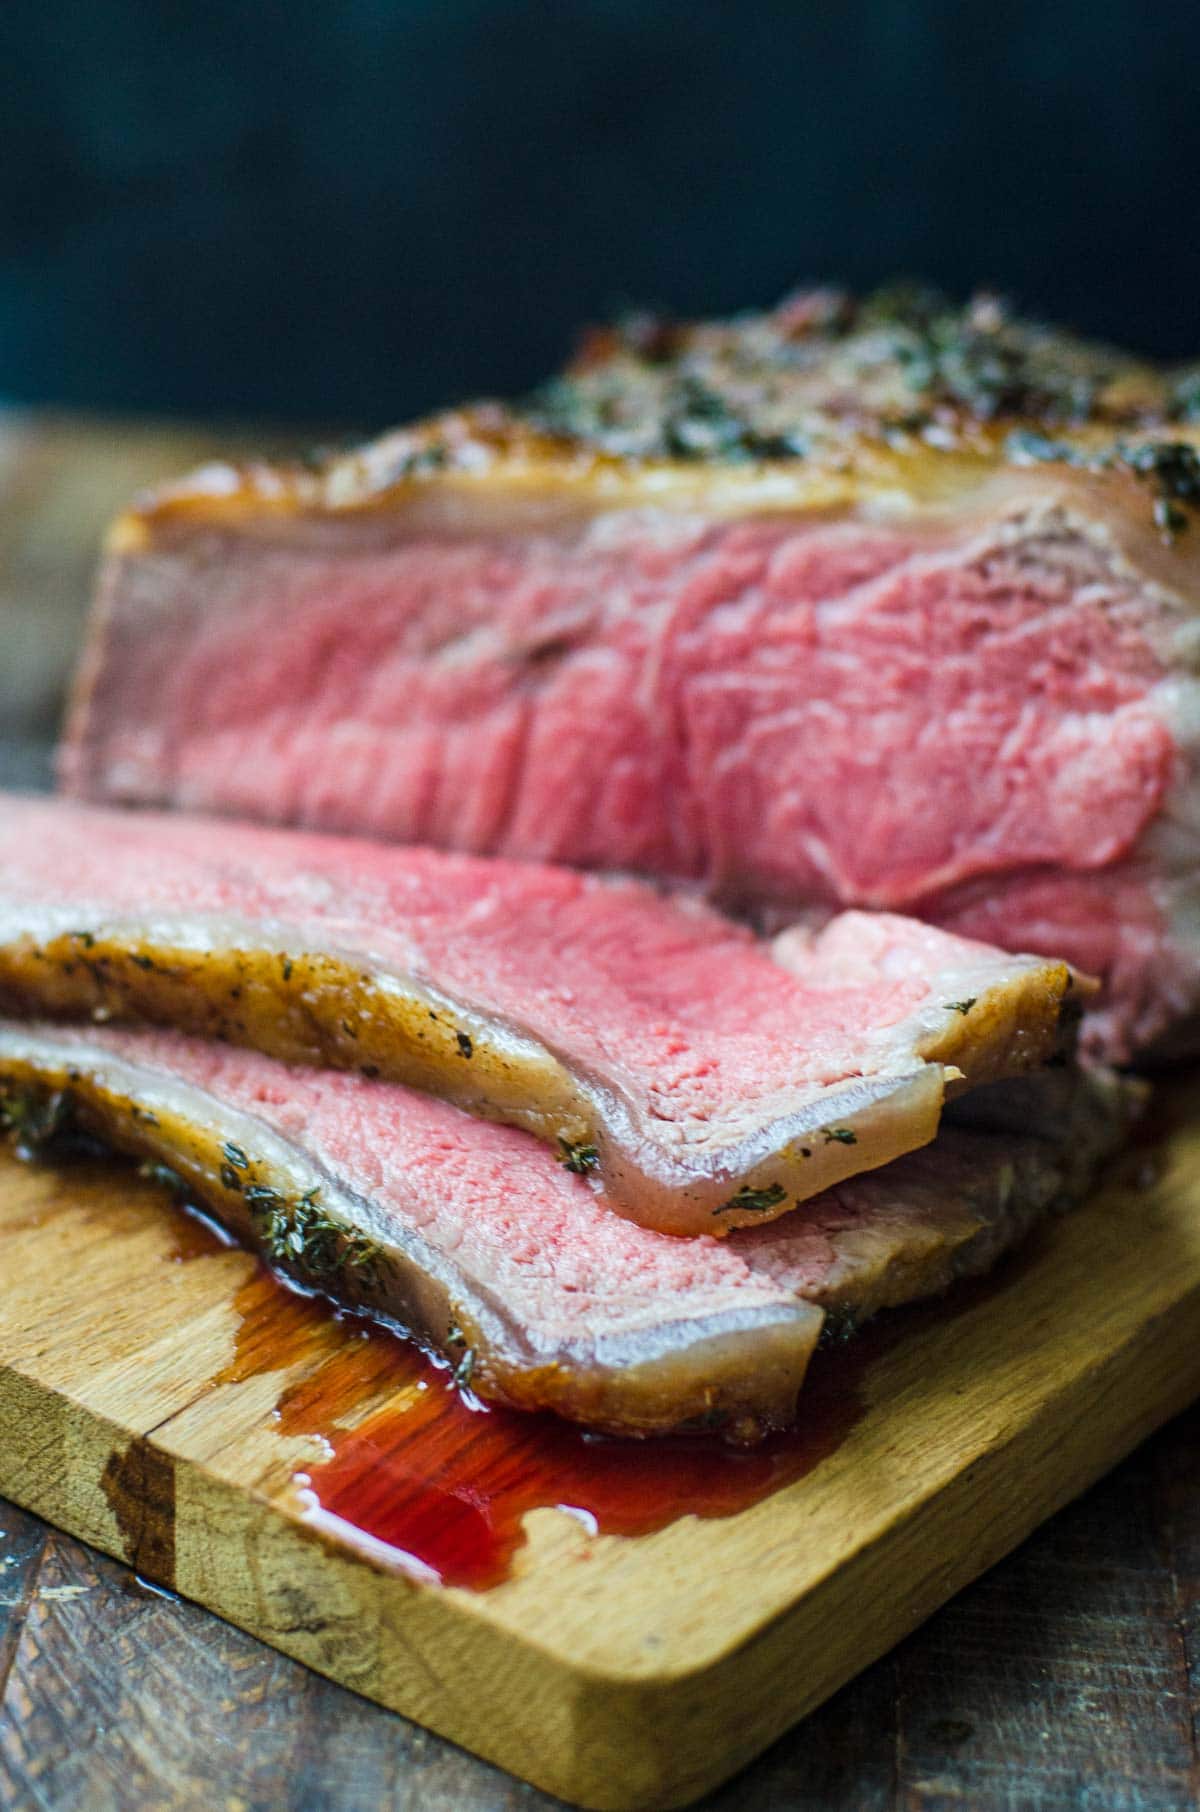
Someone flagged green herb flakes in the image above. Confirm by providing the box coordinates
[245,1178,382,1291]
[714,1181,788,1216]
[1120,440,1200,542]
[1,1087,72,1159]
[556,1136,600,1175]
[139,1160,186,1196]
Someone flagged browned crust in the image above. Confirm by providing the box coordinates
[0,1033,1132,1441]
[104,289,1200,560]
[0,1040,822,1442]
[0,920,1080,1235]
[108,413,1200,542]
[916,959,1082,1087]
[0,933,587,1144]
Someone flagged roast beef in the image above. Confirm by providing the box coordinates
[0,1021,1133,1439]
[0,794,1076,1235]
[60,287,1200,1060]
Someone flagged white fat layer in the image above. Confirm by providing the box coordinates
[0,902,1039,1226]
[0,1022,813,1364]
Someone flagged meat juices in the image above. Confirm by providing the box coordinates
[0,1022,1134,1440]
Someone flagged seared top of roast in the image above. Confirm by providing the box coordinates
[525,285,1191,459]
[114,286,1200,552]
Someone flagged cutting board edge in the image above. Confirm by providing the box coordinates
[4,1268,1200,1812]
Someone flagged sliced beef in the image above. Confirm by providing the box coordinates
[0,794,1077,1236]
[60,288,1200,1060]
[0,1022,1134,1439]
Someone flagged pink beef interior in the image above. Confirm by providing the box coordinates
[120,1027,785,1327]
[2,1022,1079,1340]
[63,507,1191,1056]
[0,1018,1128,1433]
[0,795,993,1143]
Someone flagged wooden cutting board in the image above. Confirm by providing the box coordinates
[1,1081,1199,1812]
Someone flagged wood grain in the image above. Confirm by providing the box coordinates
[1,1084,1200,1809]
[5,1414,1200,1812]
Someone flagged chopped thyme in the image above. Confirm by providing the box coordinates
[138,1160,186,1195]
[453,1346,476,1389]
[0,1085,107,1164]
[1005,428,1082,465]
[5,1091,385,1295]
[517,286,1167,472]
[281,957,293,982]
[823,1127,858,1145]
[1007,429,1200,540]
[243,1182,282,1213]
[455,1030,474,1059]
[944,998,977,1016]
[0,1087,73,1159]
[387,441,450,482]
[660,376,801,462]
[245,1179,383,1289]
[556,1135,599,1175]
[1119,440,1200,542]
[818,1304,859,1347]
[714,1181,788,1216]
[69,930,96,949]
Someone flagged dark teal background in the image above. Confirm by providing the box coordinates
[1,1,1194,425]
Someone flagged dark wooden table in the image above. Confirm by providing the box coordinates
[1,412,1198,1812]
